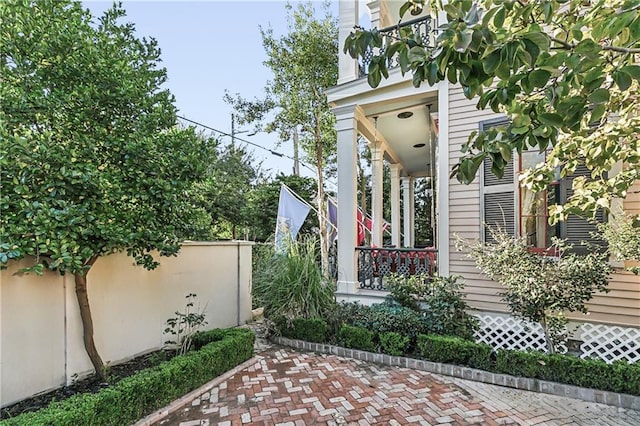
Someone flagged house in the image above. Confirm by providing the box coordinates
[327,0,639,362]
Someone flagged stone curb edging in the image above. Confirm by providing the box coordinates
[133,356,259,426]
[272,336,640,411]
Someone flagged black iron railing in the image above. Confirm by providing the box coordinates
[356,246,437,291]
[359,15,436,77]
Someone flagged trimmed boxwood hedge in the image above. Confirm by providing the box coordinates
[1,328,254,426]
[417,334,494,370]
[417,334,640,396]
[277,317,328,343]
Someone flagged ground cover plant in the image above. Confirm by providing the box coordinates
[0,328,254,425]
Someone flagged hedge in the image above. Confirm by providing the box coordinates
[277,317,328,343]
[417,334,494,370]
[2,328,255,426]
[337,325,376,352]
[417,334,640,396]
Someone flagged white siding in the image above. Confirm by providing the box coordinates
[446,85,640,326]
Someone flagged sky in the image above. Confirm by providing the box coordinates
[83,0,347,182]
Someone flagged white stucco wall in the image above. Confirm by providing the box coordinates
[0,241,253,407]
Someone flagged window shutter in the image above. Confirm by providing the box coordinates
[480,119,516,243]
[482,157,516,242]
[562,164,607,254]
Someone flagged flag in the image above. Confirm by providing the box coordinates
[327,197,338,244]
[275,185,311,253]
[357,208,366,246]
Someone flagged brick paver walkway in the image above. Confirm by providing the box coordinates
[155,346,640,426]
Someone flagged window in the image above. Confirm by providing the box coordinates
[480,119,605,254]
[519,150,560,252]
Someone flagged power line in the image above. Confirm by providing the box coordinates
[177,114,337,188]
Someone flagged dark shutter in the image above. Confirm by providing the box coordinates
[480,118,516,243]
[484,191,516,242]
[562,164,607,254]
[482,158,516,242]
[483,156,515,187]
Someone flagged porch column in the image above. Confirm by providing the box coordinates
[437,79,450,275]
[338,1,359,85]
[370,141,384,247]
[335,105,359,297]
[389,163,401,247]
[402,177,415,247]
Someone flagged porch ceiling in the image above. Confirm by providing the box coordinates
[363,99,438,177]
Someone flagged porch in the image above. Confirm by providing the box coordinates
[328,5,444,302]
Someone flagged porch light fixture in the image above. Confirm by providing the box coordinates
[397,111,413,119]
[413,143,426,148]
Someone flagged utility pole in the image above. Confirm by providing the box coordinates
[231,113,236,151]
[292,126,300,176]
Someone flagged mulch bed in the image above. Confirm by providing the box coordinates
[0,349,176,420]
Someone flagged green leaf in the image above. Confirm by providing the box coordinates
[498,142,512,161]
[574,39,601,55]
[494,9,505,28]
[588,88,609,104]
[538,113,564,127]
[528,69,551,88]
[620,65,640,80]
[408,46,428,63]
[454,31,473,53]
[613,70,633,91]
[523,32,550,51]
[483,50,501,74]
[590,103,606,123]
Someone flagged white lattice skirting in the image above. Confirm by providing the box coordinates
[474,314,567,354]
[579,323,640,364]
[474,314,640,364]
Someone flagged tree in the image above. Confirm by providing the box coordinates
[227,1,338,275]
[459,229,611,353]
[345,0,640,224]
[196,144,261,240]
[0,1,211,380]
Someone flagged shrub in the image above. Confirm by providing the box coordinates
[385,274,479,340]
[350,304,430,349]
[277,317,328,343]
[417,334,493,370]
[460,229,611,353]
[2,328,254,426]
[379,332,410,356]
[495,350,640,396]
[337,325,375,352]
[252,237,336,320]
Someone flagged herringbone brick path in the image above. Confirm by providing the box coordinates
[156,347,640,425]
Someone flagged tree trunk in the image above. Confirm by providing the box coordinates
[540,317,556,354]
[74,256,107,381]
[315,127,329,277]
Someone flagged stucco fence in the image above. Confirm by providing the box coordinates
[0,241,253,407]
